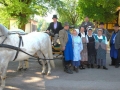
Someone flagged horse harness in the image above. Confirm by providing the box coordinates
[0,34,25,61]
[0,33,54,61]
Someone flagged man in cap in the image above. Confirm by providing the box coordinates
[59,22,73,74]
[114,23,120,68]
[79,16,95,34]
[93,22,111,41]
[47,15,63,46]
[110,23,119,67]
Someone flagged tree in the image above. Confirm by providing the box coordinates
[0,0,62,30]
[77,0,120,23]
[56,0,80,26]
[40,20,48,31]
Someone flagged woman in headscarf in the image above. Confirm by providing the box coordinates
[72,29,83,72]
[78,26,88,69]
[94,29,108,70]
[87,27,96,68]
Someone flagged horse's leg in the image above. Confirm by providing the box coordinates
[17,61,23,71]
[41,60,46,75]
[0,61,9,89]
[43,53,51,75]
[37,51,46,75]
[23,59,29,70]
[46,60,51,76]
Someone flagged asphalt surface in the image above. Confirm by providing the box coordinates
[3,52,120,90]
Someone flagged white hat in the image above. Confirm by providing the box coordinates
[87,26,93,31]
[74,29,79,35]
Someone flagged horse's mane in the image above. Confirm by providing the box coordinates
[0,24,9,37]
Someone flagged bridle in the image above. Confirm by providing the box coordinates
[0,35,4,37]
[0,34,8,44]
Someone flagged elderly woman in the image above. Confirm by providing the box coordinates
[72,29,83,72]
[78,26,88,69]
[59,22,73,74]
[94,29,108,70]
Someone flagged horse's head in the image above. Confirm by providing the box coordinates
[0,24,9,37]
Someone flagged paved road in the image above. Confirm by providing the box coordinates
[3,52,120,90]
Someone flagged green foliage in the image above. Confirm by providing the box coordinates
[57,0,80,26]
[0,0,62,29]
[77,0,120,23]
[37,18,49,32]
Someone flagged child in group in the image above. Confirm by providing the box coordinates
[72,29,83,72]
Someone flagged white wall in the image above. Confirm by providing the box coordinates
[10,19,18,29]
[9,19,37,33]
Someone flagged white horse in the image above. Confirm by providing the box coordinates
[0,24,55,89]
[9,29,29,70]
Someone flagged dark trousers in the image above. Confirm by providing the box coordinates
[111,57,117,65]
[116,48,120,66]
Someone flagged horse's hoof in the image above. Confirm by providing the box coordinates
[41,73,45,75]
[47,73,51,76]
[23,68,27,71]
[17,68,23,71]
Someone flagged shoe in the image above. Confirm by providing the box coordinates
[73,66,75,71]
[109,64,115,66]
[87,64,90,68]
[115,65,119,68]
[79,65,85,69]
[75,67,79,73]
[103,66,108,70]
[64,66,73,74]
[97,65,100,69]
[91,64,94,68]
[67,68,73,74]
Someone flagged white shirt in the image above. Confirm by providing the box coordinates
[97,35,108,44]
[81,32,89,43]
[87,34,92,37]
[54,22,57,29]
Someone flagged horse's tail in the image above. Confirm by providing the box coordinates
[48,37,55,68]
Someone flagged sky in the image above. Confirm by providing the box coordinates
[35,10,57,22]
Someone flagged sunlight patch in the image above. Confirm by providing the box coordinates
[35,72,42,75]
[7,70,16,73]
[45,76,59,80]
[23,77,43,83]
[5,86,20,90]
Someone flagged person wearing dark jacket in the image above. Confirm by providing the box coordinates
[93,22,111,41]
[79,17,95,34]
[47,15,63,45]
[87,27,96,68]
[114,23,120,68]
[110,24,119,67]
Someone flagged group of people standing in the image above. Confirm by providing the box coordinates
[47,15,120,74]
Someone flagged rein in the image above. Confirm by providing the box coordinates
[0,33,54,61]
[13,35,24,61]
[0,44,54,60]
